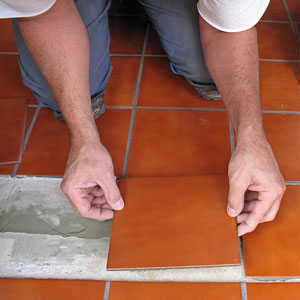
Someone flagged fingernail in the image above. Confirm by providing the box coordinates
[114,198,124,210]
[227,206,237,217]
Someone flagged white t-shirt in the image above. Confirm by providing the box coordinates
[197,0,270,32]
[0,0,269,33]
[0,0,56,18]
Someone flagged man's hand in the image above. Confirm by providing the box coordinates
[61,141,124,221]
[227,133,286,236]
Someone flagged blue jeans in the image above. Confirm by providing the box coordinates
[13,0,213,111]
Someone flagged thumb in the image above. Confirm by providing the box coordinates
[98,176,124,211]
[227,181,247,217]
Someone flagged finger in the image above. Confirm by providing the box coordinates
[237,213,248,224]
[227,180,248,217]
[237,198,272,236]
[91,196,106,206]
[242,200,259,212]
[98,175,124,211]
[245,190,259,202]
[89,185,105,197]
[86,206,114,221]
[263,199,281,222]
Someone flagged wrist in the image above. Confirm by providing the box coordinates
[236,123,266,147]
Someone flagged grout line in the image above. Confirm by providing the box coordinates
[28,104,39,108]
[121,25,149,178]
[229,120,236,153]
[285,181,300,185]
[103,281,111,300]
[106,106,133,110]
[12,103,42,177]
[241,282,248,300]
[259,20,290,24]
[136,106,227,112]
[258,58,300,63]
[239,236,246,280]
[283,0,300,42]
[0,52,18,55]
[262,110,300,115]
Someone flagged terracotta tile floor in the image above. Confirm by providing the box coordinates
[247,283,300,299]
[243,186,300,277]
[0,279,106,300]
[109,282,242,299]
[0,0,300,296]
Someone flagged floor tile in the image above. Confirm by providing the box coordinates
[107,175,240,270]
[0,98,27,164]
[287,0,300,21]
[263,113,300,181]
[0,279,105,300]
[260,61,300,111]
[0,19,18,52]
[261,0,289,21]
[0,55,36,104]
[126,110,231,177]
[105,57,140,106]
[257,22,299,60]
[138,58,225,109]
[247,283,300,299]
[109,16,146,54]
[18,108,131,177]
[243,186,300,277]
[146,28,166,55]
[109,282,242,299]
[25,107,38,134]
[0,164,14,175]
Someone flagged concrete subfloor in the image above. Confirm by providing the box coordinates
[0,176,296,283]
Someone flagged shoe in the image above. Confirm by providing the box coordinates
[53,91,106,121]
[194,84,222,101]
[170,62,222,101]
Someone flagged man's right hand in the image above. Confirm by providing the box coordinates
[61,141,124,221]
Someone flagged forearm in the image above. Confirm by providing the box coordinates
[199,17,265,144]
[18,0,99,147]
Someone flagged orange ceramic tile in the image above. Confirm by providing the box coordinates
[107,175,240,270]
[260,61,300,111]
[243,186,300,277]
[263,113,300,181]
[0,164,14,175]
[287,0,300,21]
[0,279,105,300]
[146,28,166,55]
[105,57,140,106]
[257,23,299,60]
[109,282,242,300]
[0,55,36,104]
[109,16,146,54]
[0,98,27,164]
[261,0,288,21]
[18,108,131,177]
[138,58,225,109]
[127,110,231,177]
[0,19,18,52]
[247,283,300,299]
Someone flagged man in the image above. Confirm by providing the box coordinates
[1,0,285,236]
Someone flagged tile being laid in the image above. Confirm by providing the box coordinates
[243,186,300,277]
[109,282,242,300]
[0,279,106,300]
[0,98,27,164]
[0,19,18,52]
[107,175,241,270]
[247,283,300,299]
